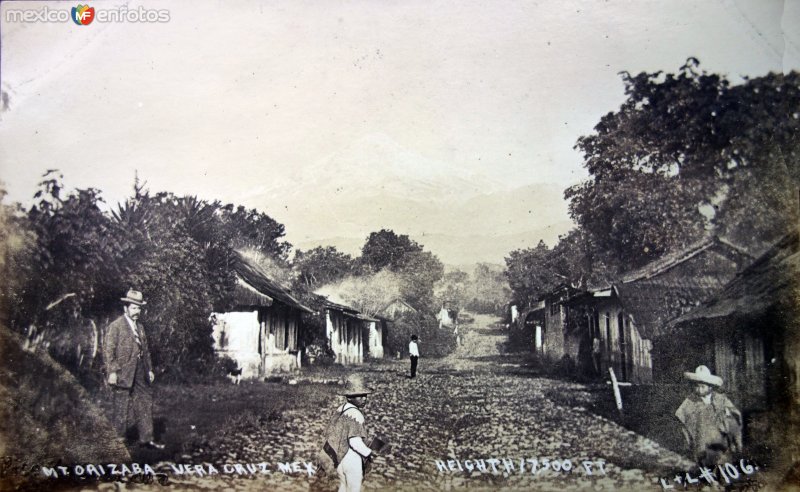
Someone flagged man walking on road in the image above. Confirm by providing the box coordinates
[409,334,420,378]
[103,289,163,449]
[322,376,375,492]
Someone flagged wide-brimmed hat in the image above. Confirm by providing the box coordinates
[120,289,147,306]
[684,365,722,387]
[338,375,373,396]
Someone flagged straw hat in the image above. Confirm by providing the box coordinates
[684,365,723,387]
[120,289,147,306]
[338,375,373,396]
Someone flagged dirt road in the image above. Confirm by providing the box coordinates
[132,313,694,491]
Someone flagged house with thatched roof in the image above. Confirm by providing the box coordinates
[323,299,383,364]
[211,252,313,379]
[657,232,800,469]
[661,232,799,418]
[380,298,417,320]
[549,236,752,382]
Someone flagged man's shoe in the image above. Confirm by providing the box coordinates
[144,441,165,450]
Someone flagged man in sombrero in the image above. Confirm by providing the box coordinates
[103,289,163,449]
[322,375,376,492]
[675,365,742,467]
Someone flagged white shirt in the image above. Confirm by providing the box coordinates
[409,341,419,357]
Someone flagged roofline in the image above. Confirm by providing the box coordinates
[621,235,753,283]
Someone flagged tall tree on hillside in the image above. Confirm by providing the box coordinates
[567,59,800,267]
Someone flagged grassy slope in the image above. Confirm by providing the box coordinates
[0,324,129,489]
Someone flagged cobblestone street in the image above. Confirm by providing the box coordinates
[135,314,693,491]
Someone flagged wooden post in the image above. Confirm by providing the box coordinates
[609,367,623,412]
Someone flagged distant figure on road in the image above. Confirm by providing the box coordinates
[675,365,742,467]
[409,335,420,378]
[322,376,375,492]
[103,289,164,449]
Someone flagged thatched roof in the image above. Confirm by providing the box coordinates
[323,299,359,313]
[620,235,752,283]
[320,298,381,322]
[562,236,753,339]
[233,252,313,313]
[379,298,417,320]
[613,236,753,339]
[667,231,800,328]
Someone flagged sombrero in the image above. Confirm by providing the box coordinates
[120,289,147,306]
[338,375,373,396]
[684,365,723,387]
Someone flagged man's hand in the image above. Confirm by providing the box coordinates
[149,371,155,383]
[108,372,118,385]
[362,454,374,475]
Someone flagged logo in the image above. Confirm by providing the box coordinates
[71,4,95,25]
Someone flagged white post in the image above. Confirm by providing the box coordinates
[609,367,623,412]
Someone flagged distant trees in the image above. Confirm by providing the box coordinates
[332,229,446,312]
[463,264,511,315]
[294,246,355,287]
[359,229,424,273]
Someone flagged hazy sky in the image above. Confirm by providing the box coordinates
[1,0,798,251]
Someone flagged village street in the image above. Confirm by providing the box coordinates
[136,314,694,492]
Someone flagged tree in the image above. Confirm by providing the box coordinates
[354,229,443,313]
[219,204,292,260]
[504,240,561,307]
[465,263,511,315]
[359,229,423,273]
[398,250,444,312]
[7,172,296,383]
[16,171,125,325]
[567,60,800,267]
[293,246,354,287]
[435,269,469,315]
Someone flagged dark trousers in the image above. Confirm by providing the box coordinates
[410,356,418,378]
[111,360,153,443]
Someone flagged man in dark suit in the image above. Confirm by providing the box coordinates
[103,289,163,449]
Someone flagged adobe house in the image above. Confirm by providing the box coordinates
[565,286,653,383]
[211,252,313,379]
[549,235,752,382]
[660,232,799,450]
[539,284,583,364]
[324,300,376,365]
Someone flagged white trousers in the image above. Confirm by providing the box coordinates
[336,449,363,492]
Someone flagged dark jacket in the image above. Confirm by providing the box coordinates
[103,314,153,389]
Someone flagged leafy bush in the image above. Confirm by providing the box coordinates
[386,311,456,358]
[4,172,292,386]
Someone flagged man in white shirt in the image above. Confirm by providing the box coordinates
[409,335,420,378]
